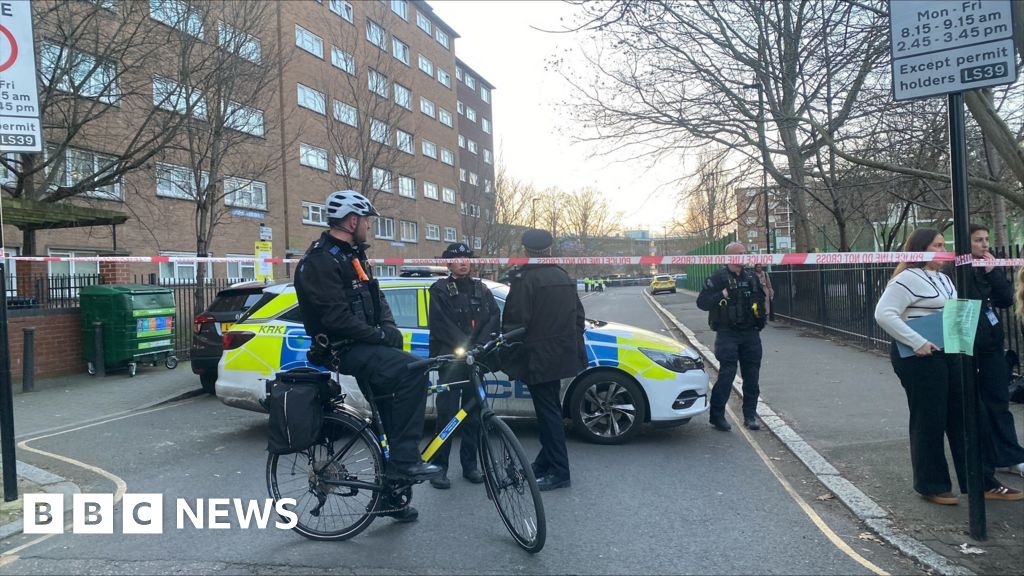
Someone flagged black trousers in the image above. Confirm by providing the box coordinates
[527,380,570,480]
[710,329,762,420]
[335,344,427,465]
[433,365,479,470]
[975,351,1024,467]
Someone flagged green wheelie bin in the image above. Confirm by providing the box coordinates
[81,284,180,377]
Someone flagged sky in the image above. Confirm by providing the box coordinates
[429,1,685,234]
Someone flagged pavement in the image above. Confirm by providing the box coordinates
[650,288,1024,576]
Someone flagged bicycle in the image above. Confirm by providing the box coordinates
[265,327,547,553]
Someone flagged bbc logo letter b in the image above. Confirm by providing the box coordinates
[23,494,64,534]
[73,494,114,534]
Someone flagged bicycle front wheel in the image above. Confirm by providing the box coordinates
[267,413,384,541]
[479,414,546,553]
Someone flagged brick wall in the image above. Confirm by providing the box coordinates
[7,309,85,382]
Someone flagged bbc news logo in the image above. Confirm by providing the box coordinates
[24,494,298,534]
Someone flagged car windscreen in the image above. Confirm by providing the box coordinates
[654,276,671,282]
[207,291,264,313]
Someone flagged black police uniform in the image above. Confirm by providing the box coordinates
[969,266,1024,468]
[427,272,500,474]
[294,231,428,468]
[696,266,767,427]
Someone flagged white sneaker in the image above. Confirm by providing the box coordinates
[996,462,1024,478]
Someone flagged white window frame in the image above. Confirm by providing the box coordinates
[437,68,451,88]
[444,226,457,242]
[423,181,438,200]
[416,12,431,34]
[366,19,387,50]
[400,220,418,242]
[295,25,324,58]
[329,0,354,23]
[333,100,357,127]
[335,155,360,179]
[375,265,398,277]
[467,140,478,154]
[468,172,479,185]
[473,237,482,250]
[480,86,491,103]
[482,117,491,134]
[299,143,328,171]
[421,140,437,159]
[297,83,326,115]
[466,106,477,122]
[393,83,412,110]
[156,161,207,200]
[459,168,466,182]
[417,54,434,76]
[484,179,493,194]
[440,148,454,166]
[226,255,256,281]
[458,135,465,148]
[224,100,264,136]
[331,47,356,75]
[396,129,414,154]
[368,69,388,98]
[372,167,393,193]
[302,201,329,226]
[47,249,99,280]
[435,28,449,49]
[153,76,206,119]
[47,145,123,201]
[391,0,408,20]
[375,217,395,239]
[483,149,492,164]
[425,223,440,240]
[438,108,453,127]
[398,175,416,198]
[370,119,391,145]
[218,21,261,64]
[40,42,120,104]
[442,187,455,204]
[457,101,464,114]
[224,177,267,210]
[455,66,464,81]
[465,75,476,89]
[392,37,410,65]
[150,0,204,38]
[419,97,435,118]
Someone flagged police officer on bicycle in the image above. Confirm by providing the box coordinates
[696,242,767,432]
[294,190,442,522]
[427,242,501,489]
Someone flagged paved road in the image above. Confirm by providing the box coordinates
[1,288,921,574]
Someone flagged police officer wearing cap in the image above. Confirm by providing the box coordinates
[696,242,767,432]
[427,242,501,489]
[294,190,442,523]
[502,229,587,491]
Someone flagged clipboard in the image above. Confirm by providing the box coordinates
[895,312,944,358]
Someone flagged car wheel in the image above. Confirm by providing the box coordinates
[200,372,217,395]
[670,288,676,293]
[569,372,646,445]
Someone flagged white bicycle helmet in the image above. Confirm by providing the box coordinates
[325,190,380,219]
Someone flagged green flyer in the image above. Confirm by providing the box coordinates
[942,299,982,355]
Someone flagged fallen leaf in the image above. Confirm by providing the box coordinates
[857,532,881,542]
[957,543,985,555]
[816,493,835,501]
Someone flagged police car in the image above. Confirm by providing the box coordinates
[215,278,709,444]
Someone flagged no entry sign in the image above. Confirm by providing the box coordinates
[0,0,42,152]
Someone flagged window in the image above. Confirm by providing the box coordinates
[393,83,411,109]
[473,237,482,251]
[438,108,453,127]
[468,172,478,185]
[459,168,465,182]
[224,101,264,136]
[297,83,326,114]
[456,67,464,81]
[302,201,329,226]
[417,54,433,76]
[40,42,119,104]
[483,149,492,164]
[465,75,476,89]
[299,143,328,171]
[398,176,415,198]
[218,21,261,64]
[372,167,392,193]
[458,135,465,148]
[226,255,256,281]
[442,187,455,204]
[484,179,493,194]
[153,76,206,119]
[157,251,211,283]
[480,86,491,103]
[440,148,454,166]
[391,0,407,20]
[482,118,491,134]
[425,223,440,240]
[386,288,418,327]
[459,201,466,215]
[444,226,457,242]
[467,140,478,154]
[435,29,449,49]
[400,220,418,242]
[419,97,435,118]
[329,0,353,22]
[423,181,438,200]
[335,155,359,179]
[421,140,436,159]
[392,37,410,65]
[457,101,464,114]
[333,100,357,127]
[156,161,206,200]
[375,265,398,278]
[437,68,451,88]
[416,12,431,34]
[370,119,390,145]
[150,0,203,38]
[396,129,414,154]
[331,47,355,75]
[466,107,477,122]
[46,146,122,200]
[368,69,388,98]
[375,217,395,239]
[47,249,100,285]
[366,20,387,50]
[295,25,323,58]
[224,177,267,210]
[747,230,758,239]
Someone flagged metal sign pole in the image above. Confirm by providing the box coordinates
[947,91,984,540]
[0,261,16,502]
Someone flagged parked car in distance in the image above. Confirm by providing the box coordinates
[650,275,676,295]
[191,281,266,393]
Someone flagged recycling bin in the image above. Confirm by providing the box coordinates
[81,284,179,377]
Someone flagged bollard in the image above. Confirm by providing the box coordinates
[93,321,105,377]
[22,328,35,393]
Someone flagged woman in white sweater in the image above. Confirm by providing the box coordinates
[874,228,1021,505]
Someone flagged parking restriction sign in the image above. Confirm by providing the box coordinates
[0,0,42,152]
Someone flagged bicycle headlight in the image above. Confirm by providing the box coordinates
[639,348,701,373]
[454,347,466,357]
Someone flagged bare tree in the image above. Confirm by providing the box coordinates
[676,149,747,241]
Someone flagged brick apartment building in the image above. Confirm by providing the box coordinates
[1,0,497,281]
[736,185,793,253]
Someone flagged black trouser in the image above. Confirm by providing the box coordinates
[975,350,1024,467]
[527,380,570,480]
[433,365,479,471]
[335,344,427,465]
[710,329,762,420]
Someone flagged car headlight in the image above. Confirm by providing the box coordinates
[639,348,702,373]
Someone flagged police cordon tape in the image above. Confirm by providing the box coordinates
[1,250,1022,267]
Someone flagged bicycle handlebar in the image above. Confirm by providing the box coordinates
[406,327,526,371]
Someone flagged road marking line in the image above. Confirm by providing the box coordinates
[643,289,888,576]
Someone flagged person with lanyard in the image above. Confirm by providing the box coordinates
[874,227,1021,505]
[968,224,1024,479]
[427,242,501,489]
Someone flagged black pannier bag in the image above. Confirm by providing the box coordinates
[266,368,341,454]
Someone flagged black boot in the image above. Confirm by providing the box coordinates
[709,413,732,431]
[430,466,451,489]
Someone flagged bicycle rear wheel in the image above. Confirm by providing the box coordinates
[479,414,546,553]
[267,413,384,541]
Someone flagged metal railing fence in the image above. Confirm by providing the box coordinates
[3,273,102,309]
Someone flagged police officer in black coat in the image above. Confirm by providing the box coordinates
[696,242,767,432]
[294,190,442,523]
[427,242,501,489]
[502,229,587,491]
